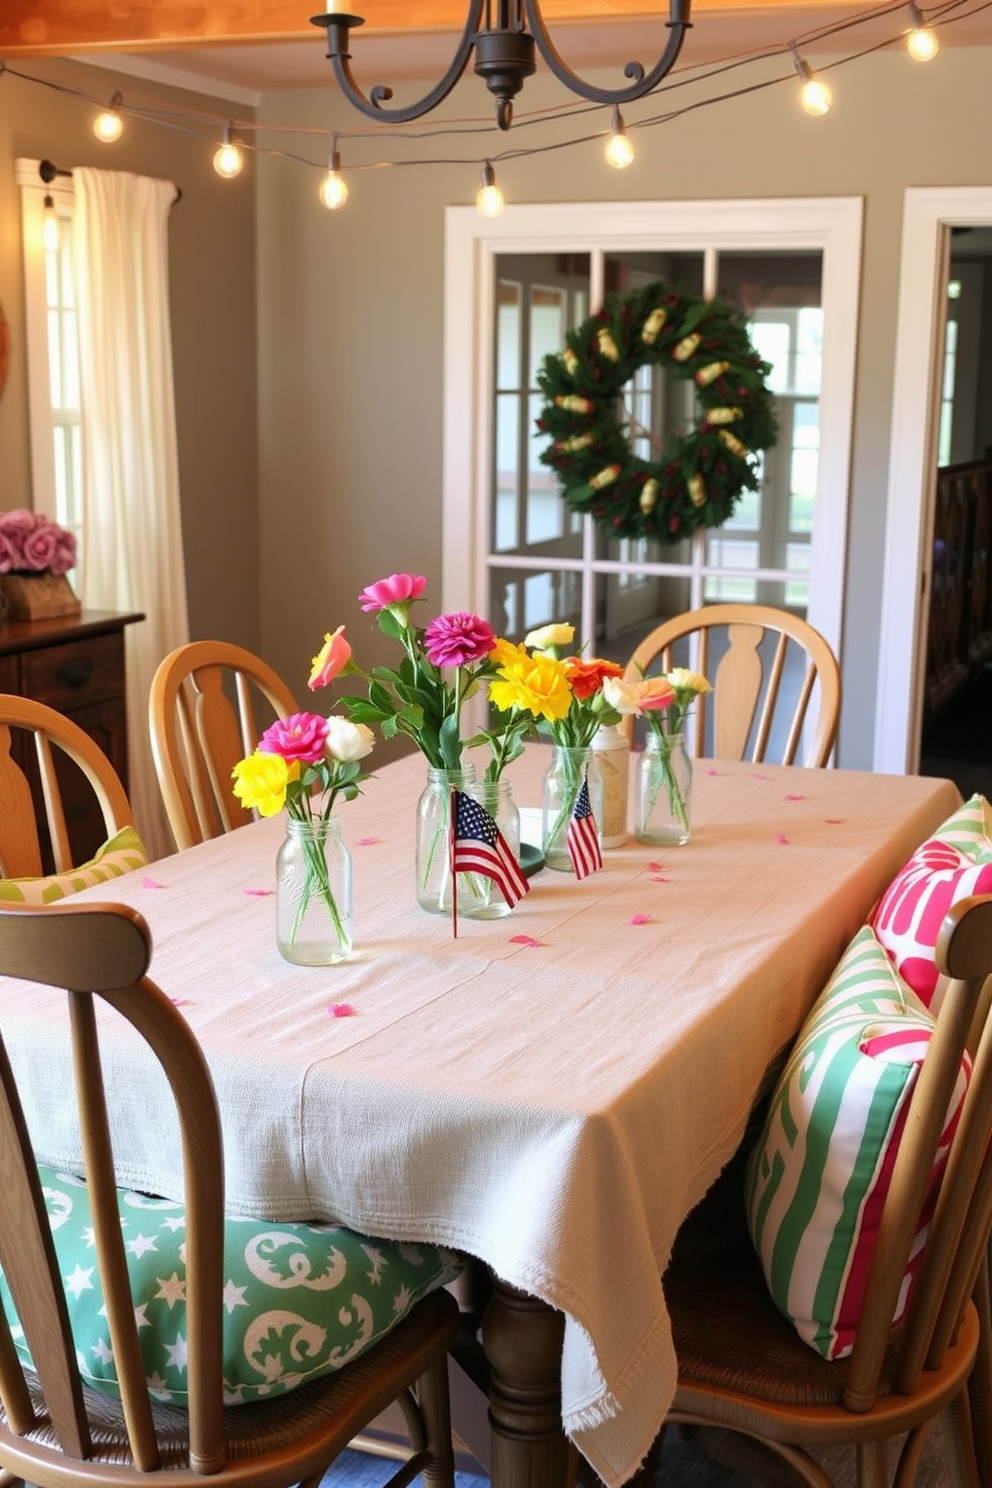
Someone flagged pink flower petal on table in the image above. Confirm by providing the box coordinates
[705,768,723,776]
[648,861,666,873]
[784,793,805,801]
[630,913,652,925]
[825,818,845,825]
[355,836,380,846]
[650,875,670,883]
[141,876,164,889]
[510,934,544,947]
[775,833,789,845]
[243,887,274,897]
[170,998,191,1007]
[328,1003,356,1018]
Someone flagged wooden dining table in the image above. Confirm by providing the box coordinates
[2,746,962,1488]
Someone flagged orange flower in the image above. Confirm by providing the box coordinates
[564,656,624,702]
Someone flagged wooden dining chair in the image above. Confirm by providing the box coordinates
[149,640,298,851]
[658,892,992,1488]
[622,603,841,767]
[0,693,134,877]
[0,897,460,1488]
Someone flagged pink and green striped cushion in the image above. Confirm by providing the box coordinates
[744,926,969,1360]
[869,794,992,1008]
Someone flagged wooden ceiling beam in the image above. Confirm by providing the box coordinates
[0,0,838,55]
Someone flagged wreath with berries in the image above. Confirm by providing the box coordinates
[536,280,778,544]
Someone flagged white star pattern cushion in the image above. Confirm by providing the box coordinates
[1,1168,462,1406]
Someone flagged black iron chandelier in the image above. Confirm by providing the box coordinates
[310,0,692,131]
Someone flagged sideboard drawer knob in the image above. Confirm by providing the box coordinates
[56,659,95,689]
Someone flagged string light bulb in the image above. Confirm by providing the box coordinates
[319,146,348,209]
[906,2,939,59]
[792,52,832,115]
[93,91,124,142]
[42,194,60,253]
[213,122,244,179]
[476,161,504,218]
[604,108,635,169]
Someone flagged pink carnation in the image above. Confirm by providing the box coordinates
[358,573,427,613]
[258,711,330,764]
[424,612,496,669]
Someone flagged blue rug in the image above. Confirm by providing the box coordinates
[326,1447,489,1486]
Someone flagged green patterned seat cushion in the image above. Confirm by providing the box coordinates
[744,926,970,1361]
[0,827,147,904]
[2,1168,463,1406]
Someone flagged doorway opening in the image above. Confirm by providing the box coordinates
[917,228,992,800]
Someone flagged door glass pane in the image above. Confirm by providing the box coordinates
[493,253,590,561]
[704,250,824,612]
[489,565,583,643]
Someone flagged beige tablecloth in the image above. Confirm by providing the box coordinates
[3,748,961,1486]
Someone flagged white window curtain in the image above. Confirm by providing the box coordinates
[72,167,189,860]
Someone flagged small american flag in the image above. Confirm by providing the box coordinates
[567,775,603,879]
[451,790,529,909]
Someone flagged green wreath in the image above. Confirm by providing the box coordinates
[536,280,778,544]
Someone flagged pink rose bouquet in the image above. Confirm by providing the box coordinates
[342,572,498,770]
[0,509,77,576]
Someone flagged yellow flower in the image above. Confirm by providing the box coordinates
[666,668,713,698]
[489,642,573,723]
[231,751,301,817]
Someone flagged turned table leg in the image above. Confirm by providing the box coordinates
[482,1277,575,1488]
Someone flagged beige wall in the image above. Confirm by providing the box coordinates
[254,43,992,765]
[0,58,260,650]
[3,44,991,765]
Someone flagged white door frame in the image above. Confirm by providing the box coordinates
[443,197,863,663]
[874,186,992,775]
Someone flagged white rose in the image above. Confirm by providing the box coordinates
[602,676,643,715]
[524,622,575,651]
[324,716,375,762]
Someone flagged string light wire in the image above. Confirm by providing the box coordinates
[5,0,986,197]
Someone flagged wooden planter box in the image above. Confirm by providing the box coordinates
[0,572,82,621]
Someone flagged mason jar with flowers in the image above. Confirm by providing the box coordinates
[231,626,374,964]
[486,624,624,873]
[340,573,506,916]
[0,508,79,620]
[605,667,713,845]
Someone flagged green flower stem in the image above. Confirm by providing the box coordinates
[288,812,347,952]
[645,729,690,836]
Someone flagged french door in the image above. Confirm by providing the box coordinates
[443,199,862,684]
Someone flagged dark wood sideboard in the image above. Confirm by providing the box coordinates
[0,609,144,869]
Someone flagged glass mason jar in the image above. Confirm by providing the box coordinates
[417,763,486,916]
[462,777,522,920]
[275,815,353,965]
[636,730,692,846]
[541,746,604,873]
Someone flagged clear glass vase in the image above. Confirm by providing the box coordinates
[417,764,486,916]
[541,746,603,873]
[636,731,692,846]
[275,815,353,965]
[462,777,522,920]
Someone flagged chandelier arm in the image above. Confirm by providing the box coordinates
[310,4,485,124]
[522,0,691,104]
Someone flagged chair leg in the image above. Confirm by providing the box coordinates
[970,1255,992,1486]
[418,1355,456,1488]
[856,1437,889,1488]
[943,1388,983,1488]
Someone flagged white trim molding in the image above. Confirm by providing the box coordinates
[873,186,992,775]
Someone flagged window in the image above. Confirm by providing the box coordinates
[443,199,862,699]
[16,159,83,563]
